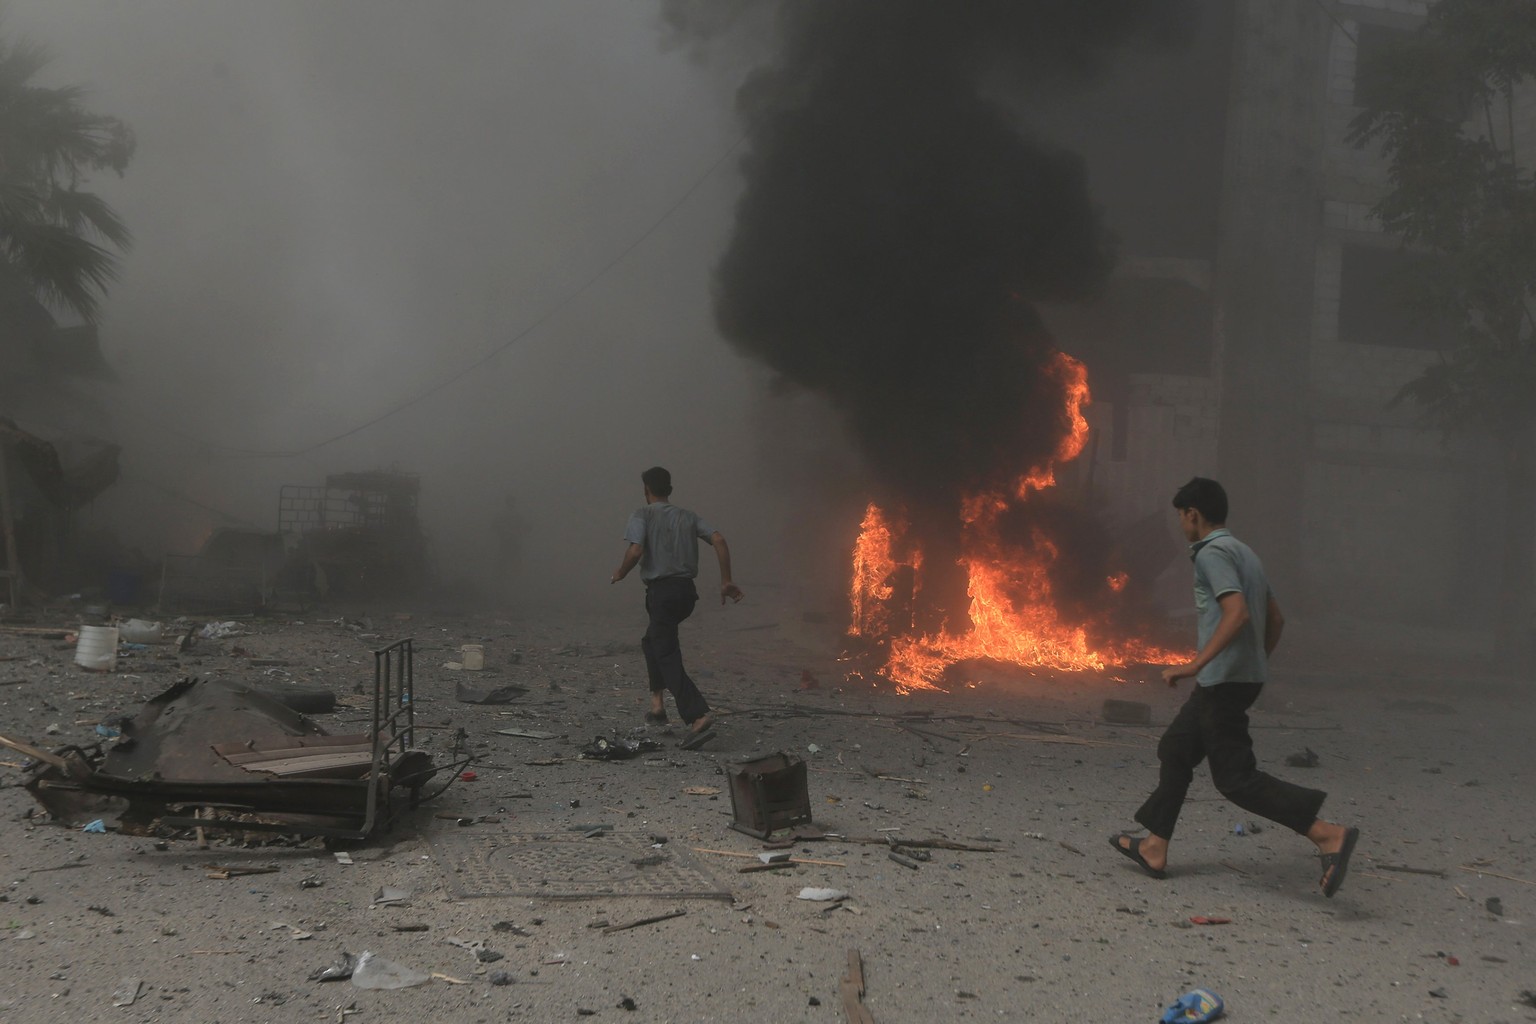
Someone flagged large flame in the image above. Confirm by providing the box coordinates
[848,351,1184,692]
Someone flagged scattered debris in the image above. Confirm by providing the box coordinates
[207,864,280,880]
[696,847,845,867]
[1160,988,1224,1023]
[578,735,661,760]
[18,654,436,840]
[841,836,999,852]
[1232,822,1262,836]
[372,887,412,907]
[602,909,687,934]
[797,887,848,902]
[118,620,164,644]
[310,953,358,983]
[349,951,431,990]
[1459,864,1536,886]
[1486,896,1503,916]
[683,786,721,796]
[457,682,528,705]
[488,971,515,986]
[727,752,811,839]
[111,978,143,1008]
[1375,864,1446,878]
[1188,916,1232,926]
[840,949,875,1024]
[1284,747,1320,768]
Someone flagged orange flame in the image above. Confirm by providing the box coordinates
[848,351,1185,693]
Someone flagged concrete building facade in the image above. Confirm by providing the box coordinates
[1052,0,1527,631]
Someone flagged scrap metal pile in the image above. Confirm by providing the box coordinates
[2,639,438,840]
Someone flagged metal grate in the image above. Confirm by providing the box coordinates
[429,829,732,901]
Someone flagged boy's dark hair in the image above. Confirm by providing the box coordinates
[642,466,673,499]
[1172,477,1227,525]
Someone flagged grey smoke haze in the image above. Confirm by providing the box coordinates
[6,1,1227,617]
[666,0,1199,505]
[8,0,834,610]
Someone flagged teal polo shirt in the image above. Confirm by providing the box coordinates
[1189,528,1271,686]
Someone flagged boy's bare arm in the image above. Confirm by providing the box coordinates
[710,532,743,604]
[611,543,643,583]
[1264,591,1285,656]
[1162,591,1249,685]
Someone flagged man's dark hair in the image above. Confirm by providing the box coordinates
[1172,477,1227,525]
[642,466,673,499]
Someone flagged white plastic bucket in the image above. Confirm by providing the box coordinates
[119,619,163,644]
[75,624,119,672]
[460,644,484,671]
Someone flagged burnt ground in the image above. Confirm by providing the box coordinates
[0,594,1533,1024]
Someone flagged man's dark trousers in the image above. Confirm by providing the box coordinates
[1136,682,1325,839]
[642,576,709,725]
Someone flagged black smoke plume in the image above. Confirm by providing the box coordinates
[668,1,1196,501]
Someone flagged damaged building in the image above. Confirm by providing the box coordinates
[1036,0,1528,636]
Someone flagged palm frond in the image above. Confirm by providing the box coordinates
[0,217,119,321]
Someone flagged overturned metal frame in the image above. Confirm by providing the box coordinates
[10,638,426,842]
[156,638,420,839]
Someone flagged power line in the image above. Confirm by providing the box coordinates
[1310,0,1359,46]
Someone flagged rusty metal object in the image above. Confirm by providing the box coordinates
[727,752,812,840]
[20,639,434,840]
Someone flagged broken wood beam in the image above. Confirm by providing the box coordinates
[840,948,875,1024]
[0,732,89,775]
[1375,863,1447,878]
[841,836,998,852]
[206,865,281,879]
[601,908,686,934]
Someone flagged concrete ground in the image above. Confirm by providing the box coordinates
[1,594,1532,1023]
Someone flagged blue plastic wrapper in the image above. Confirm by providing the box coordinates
[1161,988,1224,1023]
[82,819,107,833]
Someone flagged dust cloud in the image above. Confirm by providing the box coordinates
[7,1,833,611]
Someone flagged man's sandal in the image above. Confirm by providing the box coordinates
[1109,833,1167,879]
[1319,827,1360,898]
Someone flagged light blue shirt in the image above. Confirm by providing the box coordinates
[624,502,717,582]
[1189,528,1271,686]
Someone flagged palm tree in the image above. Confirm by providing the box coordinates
[0,34,133,323]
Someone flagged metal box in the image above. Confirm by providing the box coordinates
[727,752,812,839]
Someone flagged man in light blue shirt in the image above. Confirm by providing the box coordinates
[611,466,743,750]
[1110,478,1359,897]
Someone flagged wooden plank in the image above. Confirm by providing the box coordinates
[211,734,370,758]
[219,742,371,767]
[238,750,374,777]
[840,949,875,1024]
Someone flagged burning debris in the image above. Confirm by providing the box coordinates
[847,357,1185,690]
[669,2,1198,688]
